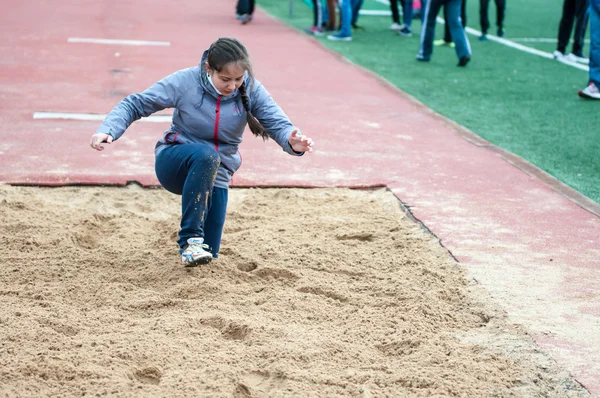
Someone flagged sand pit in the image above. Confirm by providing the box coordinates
[0,184,589,397]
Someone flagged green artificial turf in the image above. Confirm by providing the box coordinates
[259,0,600,204]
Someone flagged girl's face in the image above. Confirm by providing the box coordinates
[206,62,246,96]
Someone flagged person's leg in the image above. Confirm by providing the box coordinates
[326,0,337,30]
[328,0,352,39]
[202,187,228,258]
[340,0,353,35]
[155,143,221,251]
[447,0,472,62]
[443,4,451,42]
[589,5,600,86]
[390,0,401,24]
[419,0,428,23]
[236,0,249,15]
[306,0,324,34]
[557,0,576,54]
[479,0,491,35]
[402,0,414,27]
[351,0,364,25]
[495,0,505,35]
[418,0,443,60]
[572,0,590,55]
[444,0,466,42]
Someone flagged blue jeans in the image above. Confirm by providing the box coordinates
[155,143,228,257]
[590,5,600,86]
[390,0,418,26]
[339,0,353,36]
[419,0,471,60]
[351,0,364,25]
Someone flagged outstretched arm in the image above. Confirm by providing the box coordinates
[90,69,186,151]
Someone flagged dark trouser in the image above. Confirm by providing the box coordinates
[391,0,401,24]
[479,0,505,34]
[557,0,590,55]
[236,0,255,15]
[155,144,228,257]
[351,0,364,24]
[311,0,323,27]
[325,0,337,30]
[419,0,471,60]
[391,0,423,25]
[590,4,600,86]
[444,0,466,42]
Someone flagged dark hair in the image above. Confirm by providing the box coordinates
[207,38,268,140]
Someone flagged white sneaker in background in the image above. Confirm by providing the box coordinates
[567,53,590,65]
[553,50,566,59]
[578,83,600,100]
[389,23,404,30]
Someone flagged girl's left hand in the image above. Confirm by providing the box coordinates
[289,129,314,153]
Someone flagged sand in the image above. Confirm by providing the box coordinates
[0,184,589,397]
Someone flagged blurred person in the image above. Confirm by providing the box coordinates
[328,0,353,40]
[389,0,420,36]
[554,0,590,63]
[351,0,366,30]
[324,0,338,31]
[478,0,506,40]
[417,0,471,66]
[89,38,315,266]
[578,0,600,98]
[236,0,255,24]
[305,0,324,35]
[434,0,467,47]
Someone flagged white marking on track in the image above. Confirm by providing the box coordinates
[33,112,172,122]
[68,38,170,46]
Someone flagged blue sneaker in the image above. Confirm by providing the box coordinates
[239,14,253,24]
[397,27,412,37]
[327,33,352,41]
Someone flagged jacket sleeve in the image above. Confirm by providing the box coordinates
[94,70,184,140]
[249,79,302,156]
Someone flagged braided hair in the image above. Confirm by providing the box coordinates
[207,38,268,140]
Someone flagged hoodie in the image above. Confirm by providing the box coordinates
[95,50,300,188]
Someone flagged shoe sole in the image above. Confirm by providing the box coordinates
[578,91,600,100]
[183,256,213,267]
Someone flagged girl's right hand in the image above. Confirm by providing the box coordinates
[90,133,113,151]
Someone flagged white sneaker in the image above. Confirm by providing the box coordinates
[578,83,600,100]
[389,23,404,31]
[553,50,566,59]
[566,53,590,65]
[181,237,213,266]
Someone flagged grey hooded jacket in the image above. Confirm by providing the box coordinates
[95,50,300,188]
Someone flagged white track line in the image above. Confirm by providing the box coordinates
[68,38,170,46]
[463,26,590,71]
[360,10,392,15]
[511,37,590,43]
[33,112,172,122]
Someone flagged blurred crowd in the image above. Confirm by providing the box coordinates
[235,0,599,99]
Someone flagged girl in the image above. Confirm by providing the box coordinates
[90,38,315,267]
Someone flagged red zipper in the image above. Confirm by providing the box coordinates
[213,96,222,151]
